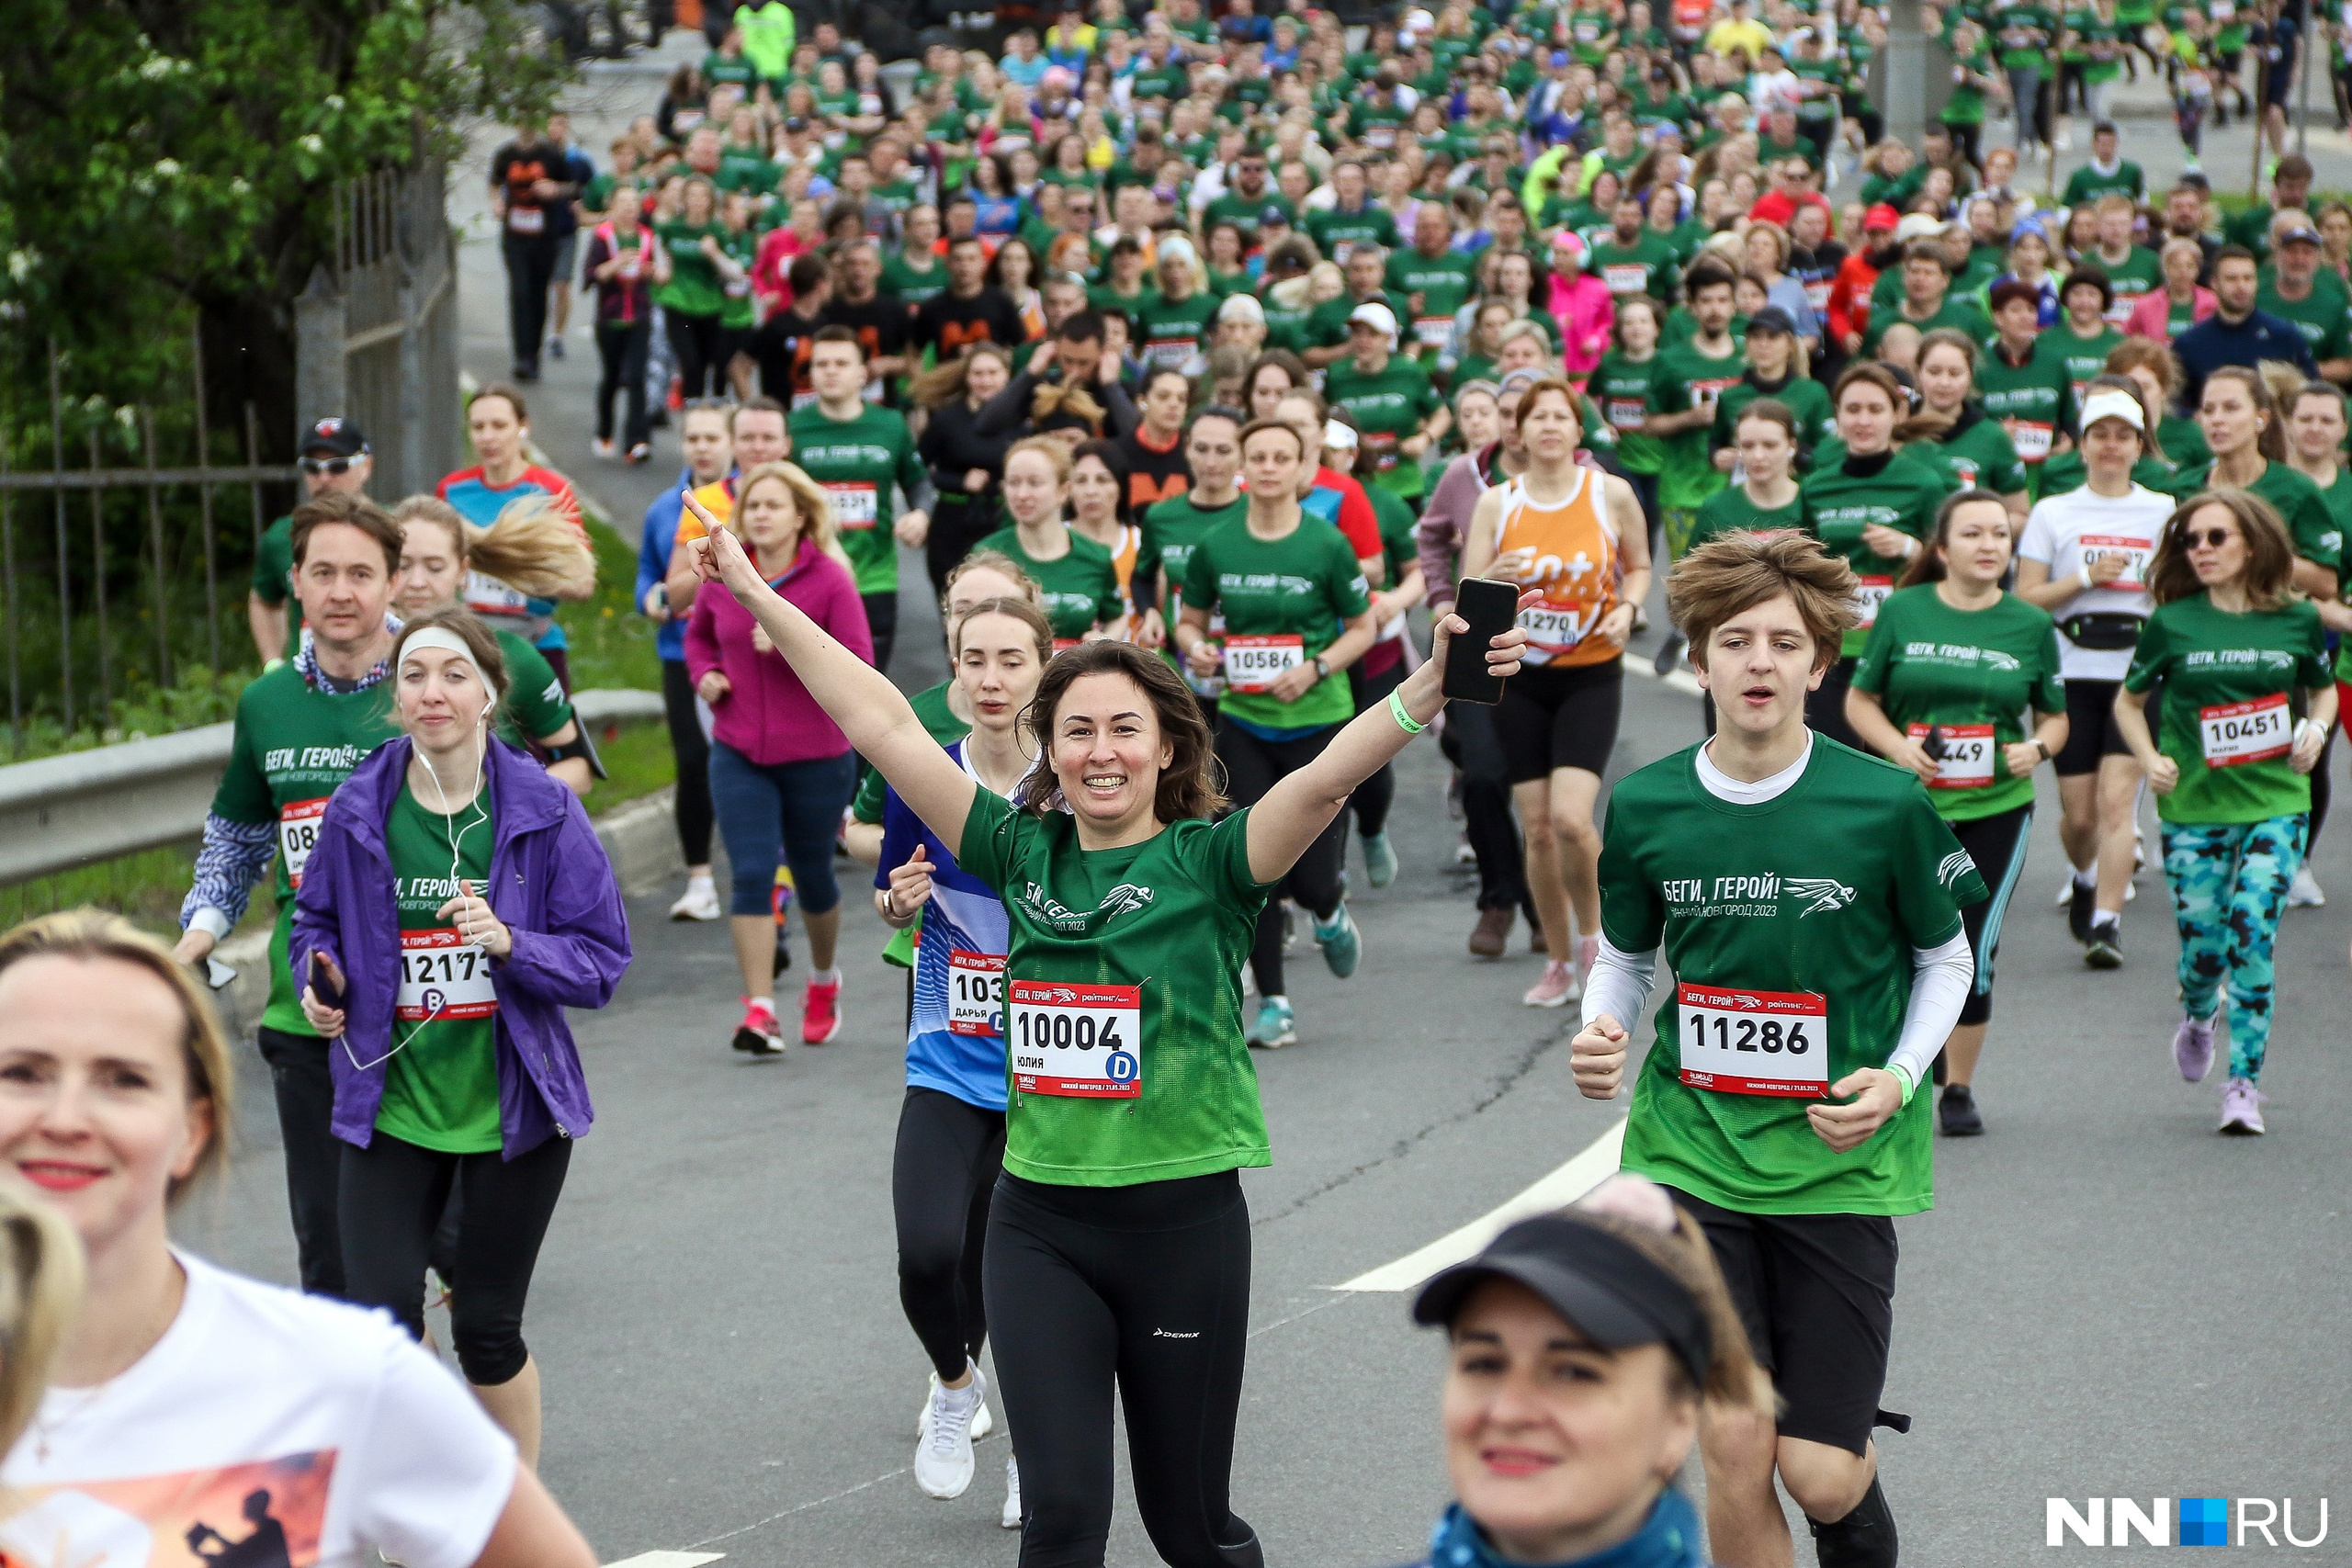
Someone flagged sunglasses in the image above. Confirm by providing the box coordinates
[300,455,363,476]
[2182,526,2236,548]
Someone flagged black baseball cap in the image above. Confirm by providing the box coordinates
[1746,305,1798,338]
[300,417,368,458]
[1412,1213,1713,1386]
[1261,203,1291,226]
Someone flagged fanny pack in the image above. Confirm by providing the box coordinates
[2060,611,2145,650]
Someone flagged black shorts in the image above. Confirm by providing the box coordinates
[1496,656,1623,784]
[2055,676,2138,776]
[1661,1185,1900,1456]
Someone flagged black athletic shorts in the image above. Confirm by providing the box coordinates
[2055,676,2137,776]
[1660,1184,1900,1456]
[1496,656,1623,784]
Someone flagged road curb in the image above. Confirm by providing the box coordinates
[208,784,685,1042]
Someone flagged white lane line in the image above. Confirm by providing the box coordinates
[605,1553,725,1568]
[1331,1116,1628,1292]
[1627,657,1705,698]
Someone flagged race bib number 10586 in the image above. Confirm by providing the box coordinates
[1676,982,1829,1097]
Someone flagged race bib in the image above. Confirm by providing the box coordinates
[826,481,879,528]
[947,949,1005,1037]
[1606,397,1646,431]
[1804,279,1832,311]
[1225,633,1306,692]
[1362,429,1401,470]
[2009,420,2054,461]
[397,929,501,1021]
[1145,336,1197,367]
[1676,982,1830,1097]
[506,206,546,235]
[2077,534,2151,590]
[1850,576,1894,628]
[1602,263,1649,294]
[1907,722,1996,788]
[1520,597,1600,656]
[1366,125,1397,149]
[462,570,532,618]
[278,797,329,888]
[620,251,643,280]
[2200,693,2291,767]
[1009,980,1142,1098]
[1414,315,1453,348]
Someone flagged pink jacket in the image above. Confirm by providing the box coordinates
[1548,274,1616,376]
[2126,286,2214,344]
[685,538,872,766]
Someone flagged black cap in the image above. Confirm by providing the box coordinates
[300,417,368,458]
[1746,305,1797,337]
[1412,1213,1713,1387]
[784,115,808,133]
[1260,203,1290,225]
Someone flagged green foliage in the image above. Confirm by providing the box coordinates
[5,666,255,763]
[581,718,678,817]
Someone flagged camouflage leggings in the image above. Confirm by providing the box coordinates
[2160,814,2308,1084]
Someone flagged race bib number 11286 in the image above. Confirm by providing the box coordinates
[1676,982,1829,1097]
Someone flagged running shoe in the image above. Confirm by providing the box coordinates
[1315,905,1362,977]
[913,1370,994,1440]
[2054,872,2077,908]
[1362,830,1398,888]
[627,443,652,465]
[1938,1083,1984,1136]
[1651,629,1686,677]
[2289,865,2325,908]
[1468,906,1512,959]
[1002,1453,1023,1529]
[592,436,617,461]
[802,976,843,1044]
[1522,959,1577,1008]
[2066,874,2096,943]
[670,876,722,921]
[1453,833,1476,866]
[1247,998,1297,1048]
[914,1364,987,1500]
[2219,1077,2267,1135]
[2173,1014,2216,1083]
[2084,918,2123,970]
[733,997,785,1056]
[547,334,568,359]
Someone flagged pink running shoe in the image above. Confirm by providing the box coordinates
[2219,1077,2267,1135]
[733,997,784,1057]
[802,976,844,1044]
[2173,1014,2216,1082]
[1522,959,1577,1008]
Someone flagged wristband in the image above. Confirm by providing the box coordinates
[2296,717,2328,748]
[1388,688,1427,735]
[1887,1062,1917,1105]
[2077,565,2095,592]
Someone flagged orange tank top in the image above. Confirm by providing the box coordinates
[1487,467,1623,668]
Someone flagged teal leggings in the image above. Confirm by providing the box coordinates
[2160,814,2307,1083]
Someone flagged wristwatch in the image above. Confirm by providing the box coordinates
[2034,739,2052,761]
[1312,655,1331,680]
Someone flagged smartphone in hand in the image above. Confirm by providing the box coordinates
[309,951,345,1012]
[1443,577,1521,705]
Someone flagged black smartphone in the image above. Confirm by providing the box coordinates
[1443,577,1521,705]
[309,951,345,1011]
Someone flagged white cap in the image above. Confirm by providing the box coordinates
[1323,418,1360,452]
[1217,291,1265,324]
[1893,213,1943,243]
[2077,388,2146,436]
[1349,300,1399,341]
[1157,232,1198,271]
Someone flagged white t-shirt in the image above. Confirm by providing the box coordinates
[2018,482,2170,682]
[1,1252,515,1568]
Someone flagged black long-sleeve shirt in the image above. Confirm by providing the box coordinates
[918,398,1012,502]
[972,365,1140,442]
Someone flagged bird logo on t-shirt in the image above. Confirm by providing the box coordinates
[1785,877,1857,916]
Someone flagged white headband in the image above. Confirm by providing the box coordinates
[400,626,495,698]
[1323,418,1360,452]
[2077,388,2146,437]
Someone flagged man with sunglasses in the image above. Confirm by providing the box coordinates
[1202,152,1294,247]
[248,418,375,666]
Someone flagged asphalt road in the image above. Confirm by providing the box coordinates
[164,52,2352,1568]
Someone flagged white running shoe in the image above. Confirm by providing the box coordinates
[914,1370,995,1439]
[670,876,722,921]
[914,1365,988,1500]
[2056,873,2077,908]
[1522,959,1577,1008]
[1001,1453,1023,1529]
[2289,865,2325,908]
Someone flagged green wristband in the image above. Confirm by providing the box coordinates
[1887,1062,1917,1106]
[1388,687,1427,735]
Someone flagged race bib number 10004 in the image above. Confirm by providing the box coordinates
[1010,980,1142,1098]
[1677,982,1829,1097]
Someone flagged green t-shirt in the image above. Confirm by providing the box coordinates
[2047,321,2124,408]
[1995,5,2056,67]
[2157,414,2211,471]
[1588,231,1682,301]
[1142,491,1250,620]
[854,680,965,823]
[1860,293,1993,359]
[208,664,401,1034]
[252,514,301,658]
[1909,412,2030,497]
[1688,483,1805,551]
[2255,278,2352,365]
[1305,289,1415,351]
[493,631,573,747]
[1591,352,1667,475]
[717,226,759,331]
[1385,249,1479,353]
[1304,204,1399,265]
[2164,458,2344,568]
[1802,455,1951,657]
[376,783,503,1154]
[2083,246,2164,326]
[1974,338,2074,470]
[973,525,1125,640]
[787,403,924,594]
[1851,586,2065,819]
[955,788,1273,1186]
[1710,377,1836,467]
[1202,191,1295,241]
[2062,159,2143,207]
[1322,355,1442,499]
[1653,340,1748,513]
[1181,516,1371,729]
[1600,739,1986,1216]
[2123,593,2330,824]
[716,144,778,198]
[653,220,727,319]
[881,248,950,308]
[1134,290,1221,370]
[1259,287,1314,355]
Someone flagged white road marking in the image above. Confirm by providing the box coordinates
[1332,1115,1628,1292]
[605,1553,725,1568]
[1628,658,1705,697]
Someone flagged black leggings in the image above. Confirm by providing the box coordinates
[339,1130,571,1386]
[927,496,1002,604]
[894,1087,1006,1382]
[864,590,900,676]
[1804,656,1864,751]
[1440,699,1538,921]
[595,319,651,447]
[665,309,725,400]
[1949,804,2033,1027]
[1214,716,1347,998]
[661,657,714,866]
[1348,657,1406,840]
[985,1169,1261,1568]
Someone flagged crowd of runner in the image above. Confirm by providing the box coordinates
[1,2,2347,1567]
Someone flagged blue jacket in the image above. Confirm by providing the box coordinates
[2173,308,2316,415]
[1400,1492,1712,1568]
[290,736,631,1157]
[638,468,698,662]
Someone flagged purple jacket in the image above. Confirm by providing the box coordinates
[290,736,632,1157]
